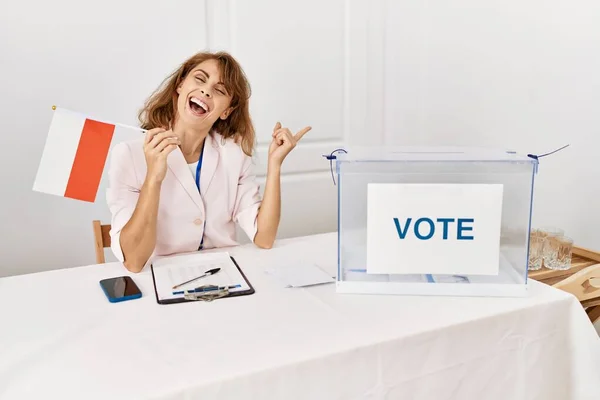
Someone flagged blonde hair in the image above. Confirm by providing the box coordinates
[138,51,255,156]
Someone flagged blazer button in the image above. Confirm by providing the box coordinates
[194,218,203,225]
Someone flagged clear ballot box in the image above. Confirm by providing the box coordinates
[333,147,538,297]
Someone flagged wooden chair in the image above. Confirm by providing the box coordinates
[92,220,111,264]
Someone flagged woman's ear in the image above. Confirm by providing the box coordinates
[220,107,234,120]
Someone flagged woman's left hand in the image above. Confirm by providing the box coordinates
[268,122,312,167]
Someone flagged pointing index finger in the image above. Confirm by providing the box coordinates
[273,122,282,132]
[294,126,312,141]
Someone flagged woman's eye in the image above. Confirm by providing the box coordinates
[216,89,225,95]
[195,76,206,83]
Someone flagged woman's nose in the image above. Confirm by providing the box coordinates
[201,89,211,98]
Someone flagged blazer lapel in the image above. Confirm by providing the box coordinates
[166,133,220,210]
[167,147,204,211]
[199,133,219,196]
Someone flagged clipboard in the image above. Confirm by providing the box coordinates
[150,253,255,305]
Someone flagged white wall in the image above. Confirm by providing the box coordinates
[381,0,600,249]
[1,0,599,277]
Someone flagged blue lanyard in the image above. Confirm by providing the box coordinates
[195,141,205,193]
[195,141,205,249]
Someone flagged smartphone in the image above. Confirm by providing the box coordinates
[99,276,142,303]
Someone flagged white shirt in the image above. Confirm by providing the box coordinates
[188,162,198,180]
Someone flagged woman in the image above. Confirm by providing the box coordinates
[106,51,311,272]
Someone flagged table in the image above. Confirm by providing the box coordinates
[1,233,599,400]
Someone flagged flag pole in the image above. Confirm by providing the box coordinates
[52,105,147,133]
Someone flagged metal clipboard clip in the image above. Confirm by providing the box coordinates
[183,285,230,302]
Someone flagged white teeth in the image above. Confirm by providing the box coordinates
[190,97,209,112]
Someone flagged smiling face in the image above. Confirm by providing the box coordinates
[175,59,233,131]
[139,51,255,156]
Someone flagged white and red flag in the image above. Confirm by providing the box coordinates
[33,107,141,202]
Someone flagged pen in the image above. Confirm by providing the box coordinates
[172,268,221,289]
[173,284,241,295]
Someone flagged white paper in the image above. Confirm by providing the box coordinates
[366,183,503,276]
[266,263,334,288]
[152,252,249,300]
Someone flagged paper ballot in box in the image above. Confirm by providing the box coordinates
[332,147,538,297]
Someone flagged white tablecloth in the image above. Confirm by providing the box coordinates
[1,233,599,400]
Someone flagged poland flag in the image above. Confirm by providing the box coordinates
[33,107,141,203]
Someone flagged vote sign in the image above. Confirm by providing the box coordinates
[366,183,504,276]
